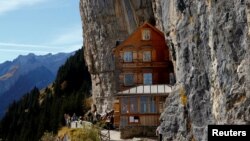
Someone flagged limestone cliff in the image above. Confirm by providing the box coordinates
[157,0,250,140]
[80,0,250,140]
[80,0,154,113]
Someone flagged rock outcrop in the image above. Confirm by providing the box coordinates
[80,0,154,113]
[156,0,250,140]
[80,0,250,140]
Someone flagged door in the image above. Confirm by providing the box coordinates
[113,100,120,128]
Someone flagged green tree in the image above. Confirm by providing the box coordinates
[0,48,91,140]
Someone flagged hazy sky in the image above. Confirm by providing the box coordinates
[0,0,83,63]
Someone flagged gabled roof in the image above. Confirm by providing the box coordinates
[115,22,165,49]
[140,22,164,37]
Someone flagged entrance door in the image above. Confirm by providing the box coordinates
[113,100,120,128]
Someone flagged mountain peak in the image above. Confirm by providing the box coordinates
[0,52,74,118]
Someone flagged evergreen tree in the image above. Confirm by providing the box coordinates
[0,48,91,140]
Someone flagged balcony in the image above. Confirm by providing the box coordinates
[117,59,168,68]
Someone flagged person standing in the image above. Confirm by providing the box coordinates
[72,113,77,121]
[64,113,68,126]
[156,125,163,141]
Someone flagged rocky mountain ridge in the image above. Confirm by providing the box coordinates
[0,52,73,117]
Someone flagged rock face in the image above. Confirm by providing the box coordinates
[157,0,250,140]
[80,0,250,140]
[80,0,154,113]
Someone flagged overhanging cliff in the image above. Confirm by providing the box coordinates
[80,0,154,113]
[80,0,250,140]
[157,0,250,140]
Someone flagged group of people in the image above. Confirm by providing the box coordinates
[64,107,163,140]
[64,105,114,129]
[84,104,115,129]
[64,113,83,128]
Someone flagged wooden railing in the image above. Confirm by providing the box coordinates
[116,59,168,68]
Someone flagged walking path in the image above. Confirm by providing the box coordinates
[109,130,157,141]
[65,120,157,141]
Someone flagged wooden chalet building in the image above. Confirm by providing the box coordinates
[112,22,174,133]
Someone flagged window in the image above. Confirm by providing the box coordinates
[142,29,151,40]
[121,98,128,114]
[143,73,152,85]
[124,51,133,62]
[149,97,157,113]
[129,116,139,123]
[140,96,148,113]
[130,97,138,113]
[124,74,134,86]
[143,51,151,62]
[139,96,157,113]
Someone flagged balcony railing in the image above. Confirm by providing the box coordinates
[116,59,168,68]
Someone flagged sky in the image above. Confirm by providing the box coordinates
[0,0,83,63]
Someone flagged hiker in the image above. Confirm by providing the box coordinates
[64,113,68,126]
[93,111,100,124]
[64,113,70,127]
[156,125,163,141]
[72,113,77,121]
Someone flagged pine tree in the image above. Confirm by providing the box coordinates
[0,48,91,140]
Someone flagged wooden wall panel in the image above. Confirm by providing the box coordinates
[140,115,159,126]
[114,22,174,91]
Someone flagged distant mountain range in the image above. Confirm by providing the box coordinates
[0,52,74,118]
